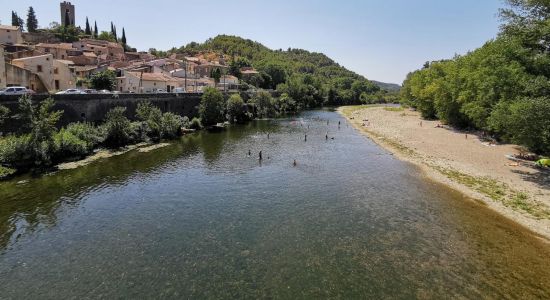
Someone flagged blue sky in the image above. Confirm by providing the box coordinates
[1,0,503,83]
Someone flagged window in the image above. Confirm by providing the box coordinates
[54,68,59,74]
[61,55,65,59]
[37,65,43,72]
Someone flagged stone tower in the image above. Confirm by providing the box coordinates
[60,2,75,27]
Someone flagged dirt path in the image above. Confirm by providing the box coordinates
[339,106,550,240]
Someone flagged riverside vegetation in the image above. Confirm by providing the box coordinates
[0,87,323,178]
[401,0,550,156]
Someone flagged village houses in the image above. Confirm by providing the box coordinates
[0,2,254,94]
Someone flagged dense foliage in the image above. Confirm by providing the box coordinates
[199,87,226,126]
[90,70,116,91]
[401,0,550,155]
[175,35,393,107]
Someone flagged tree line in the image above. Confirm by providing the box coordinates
[400,0,550,155]
[0,87,305,178]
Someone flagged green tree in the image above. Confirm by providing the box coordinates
[85,17,91,35]
[211,68,222,84]
[94,21,98,38]
[250,90,276,118]
[90,70,116,91]
[18,96,63,167]
[97,31,116,42]
[121,27,127,45]
[226,94,247,123]
[26,7,38,32]
[12,11,24,29]
[199,87,225,126]
[103,107,133,148]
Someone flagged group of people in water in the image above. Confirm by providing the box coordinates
[248,119,342,166]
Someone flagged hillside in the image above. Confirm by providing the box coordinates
[371,81,401,92]
[174,35,395,106]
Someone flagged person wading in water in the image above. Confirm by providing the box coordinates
[259,151,263,161]
[293,159,297,167]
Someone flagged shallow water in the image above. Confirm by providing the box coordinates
[0,110,549,299]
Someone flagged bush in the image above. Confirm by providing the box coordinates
[54,129,89,158]
[250,90,276,118]
[102,107,134,148]
[54,122,103,158]
[19,96,63,167]
[182,116,190,129]
[189,117,203,130]
[161,112,183,139]
[199,87,225,126]
[0,135,31,168]
[226,94,248,123]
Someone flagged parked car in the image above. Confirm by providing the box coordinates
[82,89,98,94]
[0,86,35,95]
[98,90,112,94]
[155,89,167,93]
[173,87,186,93]
[56,89,85,94]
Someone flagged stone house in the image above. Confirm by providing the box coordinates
[11,54,55,91]
[53,60,77,91]
[0,25,23,45]
[195,61,228,78]
[116,71,184,93]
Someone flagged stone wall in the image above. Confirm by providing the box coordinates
[0,93,202,133]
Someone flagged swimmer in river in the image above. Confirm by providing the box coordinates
[293,159,297,167]
[259,151,263,160]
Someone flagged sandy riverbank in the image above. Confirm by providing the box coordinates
[339,105,550,240]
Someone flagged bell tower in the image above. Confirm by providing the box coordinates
[60,2,75,27]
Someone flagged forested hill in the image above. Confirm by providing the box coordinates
[171,35,398,106]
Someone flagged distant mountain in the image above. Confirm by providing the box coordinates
[371,81,401,92]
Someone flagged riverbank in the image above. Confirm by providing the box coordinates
[339,105,550,240]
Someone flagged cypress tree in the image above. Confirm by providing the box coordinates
[26,7,38,32]
[64,10,71,26]
[121,27,127,45]
[85,17,91,35]
[94,21,98,38]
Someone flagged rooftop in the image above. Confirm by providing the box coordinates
[0,25,20,31]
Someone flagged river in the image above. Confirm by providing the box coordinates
[0,110,549,299]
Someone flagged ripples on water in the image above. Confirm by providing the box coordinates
[0,110,549,299]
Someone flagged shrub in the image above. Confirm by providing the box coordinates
[226,94,247,123]
[54,122,102,159]
[250,90,276,118]
[0,104,10,127]
[102,107,134,148]
[65,122,104,149]
[0,134,31,168]
[161,112,183,139]
[182,116,190,129]
[54,129,89,158]
[189,117,203,130]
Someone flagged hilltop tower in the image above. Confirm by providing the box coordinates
[60,2,75,27]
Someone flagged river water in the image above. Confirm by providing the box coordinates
[0,110,549,299]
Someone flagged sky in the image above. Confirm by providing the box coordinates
[0,0,503,84]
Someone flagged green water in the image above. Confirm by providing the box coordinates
[0,110,549,299]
